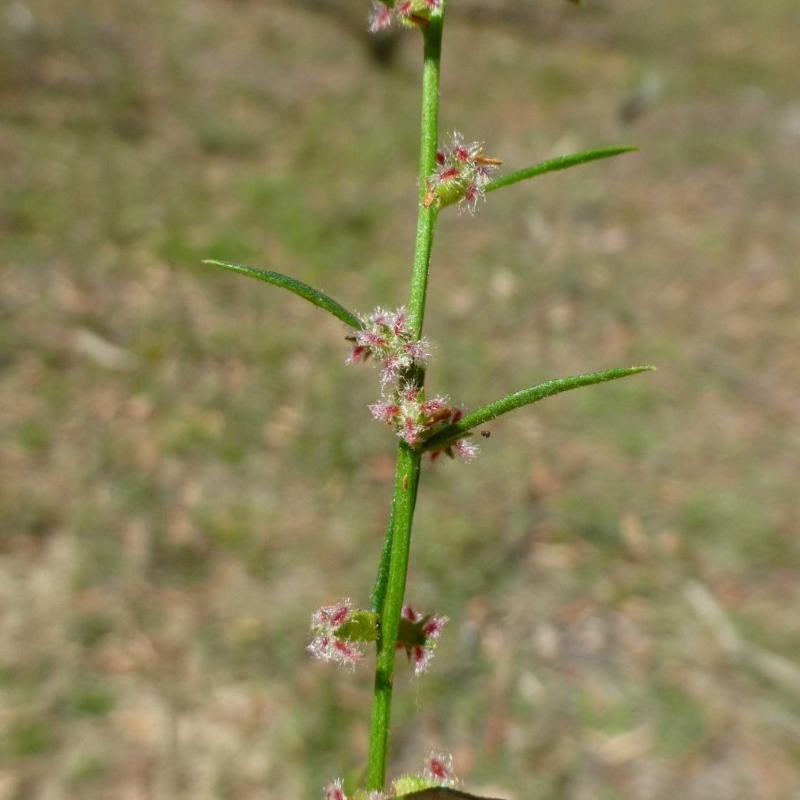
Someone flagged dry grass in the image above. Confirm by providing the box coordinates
[1,0,799,798]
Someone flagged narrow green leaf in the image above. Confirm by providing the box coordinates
[395,789,505,800]
[420,365,655,452]
[203,259,362,330]
[485,145,637,194]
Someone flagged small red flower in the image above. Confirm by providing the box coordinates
[323,779,347,800]
[397,605,448,675]
[424,751,456,785]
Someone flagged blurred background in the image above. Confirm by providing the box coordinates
[1,0,799,798]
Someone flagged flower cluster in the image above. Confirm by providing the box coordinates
[369,0,443,33]
[308,599,447,674]
[348,307,479,461]
[397,605,449,676]
[425,132,502,214]
[347,306,430,387]
[369,385,451,447]
[308,599,376,668]
[324,751,457,800]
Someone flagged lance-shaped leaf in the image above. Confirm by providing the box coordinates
[203,260,362,330]
[420,366,655,453]
[485,145,637,195]
[395,789,505,800]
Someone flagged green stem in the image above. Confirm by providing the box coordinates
[407,13,444,339]
[366,9,446,791]
[366,445,422,790]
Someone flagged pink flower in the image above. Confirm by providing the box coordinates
[424,752,456,785]
[451,437,480,461]
[369,399,401,424]
[308,599,364,668]
[347,306,430,386]
[324,780,347,800]
[368,1,394,32]
[397,605,448,675]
